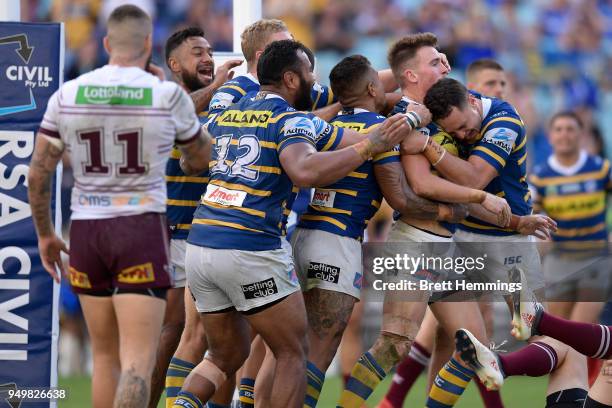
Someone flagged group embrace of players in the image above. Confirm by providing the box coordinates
[27,4,612,408]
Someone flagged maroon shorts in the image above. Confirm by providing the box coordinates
[68,212,172,295]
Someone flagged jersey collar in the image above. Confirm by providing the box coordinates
[342,107,372,115]
[481,97,492,120]
[548,150,588,176]
[245,73,259,85]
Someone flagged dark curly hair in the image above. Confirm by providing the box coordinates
[423,78,469,121]
[329,55,372,102]
[257,39,311,86]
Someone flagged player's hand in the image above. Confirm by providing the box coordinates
[406,102,432,127]
[38,235,69,283]
[213,59,243,86]
[147,62,166,81]
[369,113,414,154]
[438,203,469,223]
[515,214,557,240]
[440,52,451,73]
[482,193,511,227]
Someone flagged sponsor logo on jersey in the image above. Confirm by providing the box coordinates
[68,267,92,288]
[311,189,336,208]
[284,116,316,140]
[332,121,365,133]
[117,262,155,284]
[307,262,340,284]
[75,85,153,106]
[203,184,247,207]
[217,110,273,127]
[241,277,279,299]
[583,180,598,193]
[560,183,581,194]
[482,128,517,153]
[209,91,234,111]
[77,193,153,207]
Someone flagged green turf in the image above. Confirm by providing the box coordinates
[58,374,547,407]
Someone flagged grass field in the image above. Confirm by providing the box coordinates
[58,374,548,407]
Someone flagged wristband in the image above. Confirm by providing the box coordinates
[431,149,446,167]
[509,214,520,230]
[420,135,430,153]
[406,111,422,129]
[353,139,374,161]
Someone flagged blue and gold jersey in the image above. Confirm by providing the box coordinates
[209,74,336,115]
[458,93,531,236]
[296,109,399,240]
[188,93,336,251]
[165,112,209,239]
[530,151,611,244]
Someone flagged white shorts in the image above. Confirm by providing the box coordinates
[543,251,612,300]
[185,243,300,313]
[453,229,545,293]
[170,239,187,288]
[291,228,362,300]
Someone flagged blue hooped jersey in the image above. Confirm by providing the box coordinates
[165,112,209,239]
[297,109,399,240]
[188,93,341,251]
[209,74,336,115]
[530,151,611,245]
[458,93,532,236]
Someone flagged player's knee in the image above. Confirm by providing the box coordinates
[379,331,415,361]
[208,339,250,374]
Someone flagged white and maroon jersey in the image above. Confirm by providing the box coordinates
[39,65,201,220]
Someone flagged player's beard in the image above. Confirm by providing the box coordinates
[181,70,207,93]
[294,75,313,111]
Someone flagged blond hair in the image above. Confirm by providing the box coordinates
[240,19,289,63]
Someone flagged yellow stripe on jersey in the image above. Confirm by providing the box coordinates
[309,205,352,215]
[479,117,524,136]
[512,135,527,152]
[554,222,606,238]
[216,110,297,128]
[524,190,531,202]
[167,199,199,207]
[530,165,609,186]
[321,127,339,151]
[517,152,528,166]
[373,150,400,161]
[192,218,264,233]
[497,191,505,197]
[176,224,192,230]
[283,208,291,216]
[277,135,315,150]
[371,199,381,208]
[300,215,347,230]
[347,171,368,179]
[170,149,182,159]
[327,88,334,105]
[209,180,271,197]
[218,85,247,95]
[165,176,210,183]
[249,165,282,174]
[315,188,358,197]
[201,201,266,217]
[473,146,506,167]
[460,219,514,232]
[542,192,606,220]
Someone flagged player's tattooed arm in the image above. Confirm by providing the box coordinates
[28,135,64,238]
[189,59,243,113]
[179,128,213,175]
[28,134,69,282]
[374,161,468,222]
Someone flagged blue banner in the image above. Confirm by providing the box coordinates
[0,22,63,408]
